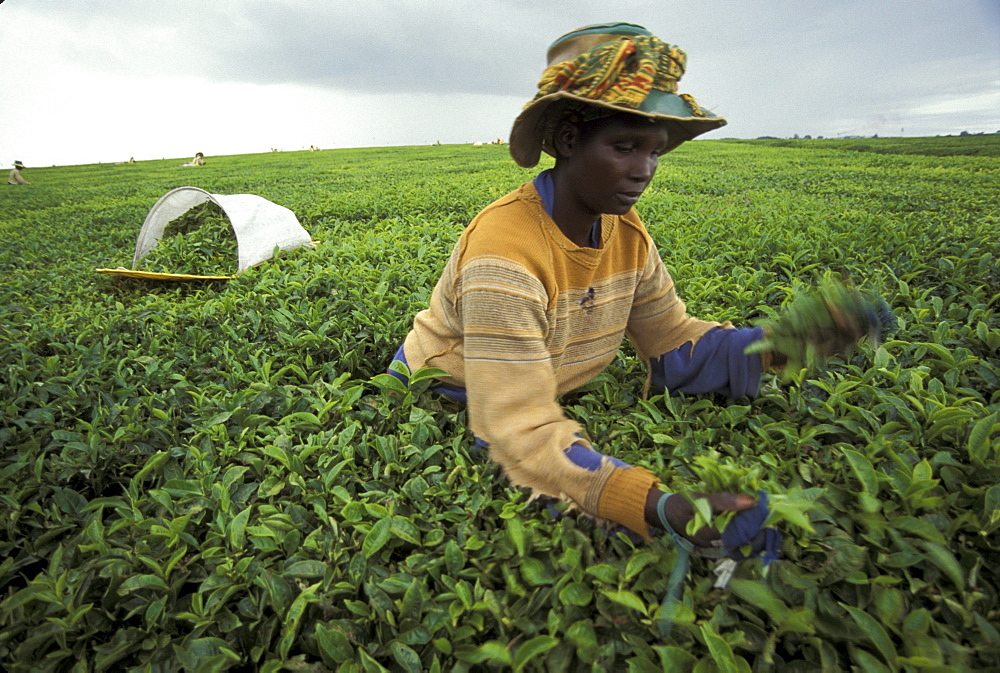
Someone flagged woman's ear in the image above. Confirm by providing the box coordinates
[552,121,581,160]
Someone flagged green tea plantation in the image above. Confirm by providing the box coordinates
[1,136,998,672]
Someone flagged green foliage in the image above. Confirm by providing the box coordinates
[734,133,1000,157]
[1,139,998,671]
[687,452,765,495]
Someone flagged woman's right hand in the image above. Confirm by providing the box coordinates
[644,488,756,547]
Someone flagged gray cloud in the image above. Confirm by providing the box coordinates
[24,1,548,95]
[2,0,997,165]
[19,0,1000,108]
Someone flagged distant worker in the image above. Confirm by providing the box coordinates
[8,160,29,185]
[181,152,205,167]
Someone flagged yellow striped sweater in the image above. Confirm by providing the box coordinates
[402,181,728,536]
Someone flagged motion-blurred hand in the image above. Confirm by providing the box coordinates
[646,489,755,547]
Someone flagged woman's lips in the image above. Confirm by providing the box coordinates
[617,191,642,206]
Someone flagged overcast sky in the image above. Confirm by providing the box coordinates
[2,0,998,167]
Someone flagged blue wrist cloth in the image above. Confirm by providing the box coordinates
[563,441,628,470]
[720,491,782,566]
[650,326,766,398]
[388,345,468,403]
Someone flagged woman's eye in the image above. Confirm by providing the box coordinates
[615,144,635,153]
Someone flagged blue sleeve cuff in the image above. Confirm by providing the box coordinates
[649,326,765,398]
[563,440,628,471]
[387,344,468,402]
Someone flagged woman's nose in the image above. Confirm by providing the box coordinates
[630,155,656,182]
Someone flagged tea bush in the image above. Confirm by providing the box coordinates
[1,137,998,671]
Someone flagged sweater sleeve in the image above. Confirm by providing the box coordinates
[626,245,730,362]
[459,256,658,537]
[626,244,769,398]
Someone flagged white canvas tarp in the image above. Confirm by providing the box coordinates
[98,186,313,280]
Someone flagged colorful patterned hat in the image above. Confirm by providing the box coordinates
[509,22,727,167]
[13,160,25,168]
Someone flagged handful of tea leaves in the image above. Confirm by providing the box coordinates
[746,273,894,376]
[677,453,762,538]
[677,452,820,544]
[136,202,238,275]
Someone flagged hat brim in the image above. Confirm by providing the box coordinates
[509,90,727,168]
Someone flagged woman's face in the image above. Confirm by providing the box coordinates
[557,113,670,217]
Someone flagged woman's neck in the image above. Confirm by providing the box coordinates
[549,169,600,247]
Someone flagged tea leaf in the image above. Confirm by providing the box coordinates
[968,411,998,464]
[507,516,526,556]
[601,589,647,614]
[389,641,423,673]
[917,541,965,590]
[558,582,593,607]
[841,448,879,494]
[728,578,789,625]
[390,516,421,545]
[362,517,392,558]
[513,635,558,672]
[699,622,740,673]
[282,560,327,578]
[315,623,355,664]
[654,646,697,672]
[455,641,511,665]
[889,516,945,544]
[228,506,251,549]
[117,574,169,595]
[841,604,898,667]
